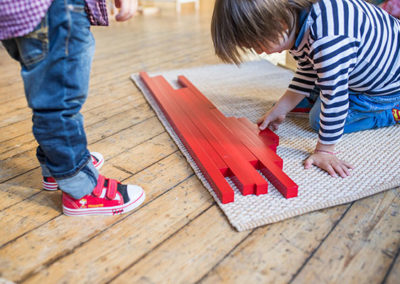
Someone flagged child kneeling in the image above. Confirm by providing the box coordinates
[211,0,400,178]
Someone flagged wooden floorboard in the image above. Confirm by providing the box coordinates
[0,2,399,283]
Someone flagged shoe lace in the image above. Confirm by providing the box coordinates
[92,175,120,199]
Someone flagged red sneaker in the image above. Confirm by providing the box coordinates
[62,175,145,216]
[42,152,104,191]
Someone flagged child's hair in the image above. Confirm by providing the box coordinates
[211,0,317,64]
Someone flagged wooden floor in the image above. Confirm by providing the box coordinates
[0,2,399,283]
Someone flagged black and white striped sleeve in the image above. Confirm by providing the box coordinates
[310,35,359,144]
[288,55,318,96]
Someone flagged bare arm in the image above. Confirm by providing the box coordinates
[257,89,354,178]
[257,89,306,131]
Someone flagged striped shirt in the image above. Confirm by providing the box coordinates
[0,0,108,40]
[289,0,400,144]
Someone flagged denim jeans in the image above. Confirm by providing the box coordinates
[309,90,400,133]
[2,0,98,199]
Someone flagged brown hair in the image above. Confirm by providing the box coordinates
[211,0,317,64]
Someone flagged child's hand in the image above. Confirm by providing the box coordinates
[257,108,286,131]
[114,0,138,21]
[304,143,354,178]
[257,89,306,131]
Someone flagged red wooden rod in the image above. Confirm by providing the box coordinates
[223,117,297,198]
[178,75,297,198]
[140,72,234,203]
[140,72,298,200]
[177,87,268,196]
[230,117,282,168]
[237,117,279,146]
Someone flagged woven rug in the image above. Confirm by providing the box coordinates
[131,60,400,231]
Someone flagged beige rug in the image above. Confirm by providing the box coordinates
[131,60,400,231]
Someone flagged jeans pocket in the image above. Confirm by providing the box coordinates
[15,15,49,69]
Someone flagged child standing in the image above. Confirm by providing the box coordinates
[0,0,145,216]
[211,0,400,178]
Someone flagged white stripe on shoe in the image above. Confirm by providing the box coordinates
[63,190,145,216]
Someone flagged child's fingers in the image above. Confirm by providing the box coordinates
[342,164,352,177]
[258,118,270,130]
[339,160,353,176]
[333,163,347,178]
[116,0,128,20]
[325,165,337,177]
[115,0,136,21]
[304,157,314,169]
[270,122,279,131]
[306,153,353,178]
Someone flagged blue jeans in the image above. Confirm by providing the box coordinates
[2,0,98,199]
[309,90,400,133]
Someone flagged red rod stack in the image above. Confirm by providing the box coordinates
[140,72,298,204]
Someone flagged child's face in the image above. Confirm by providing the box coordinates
[252,29,296,55]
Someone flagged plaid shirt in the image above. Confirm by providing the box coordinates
[0,0,108,40]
